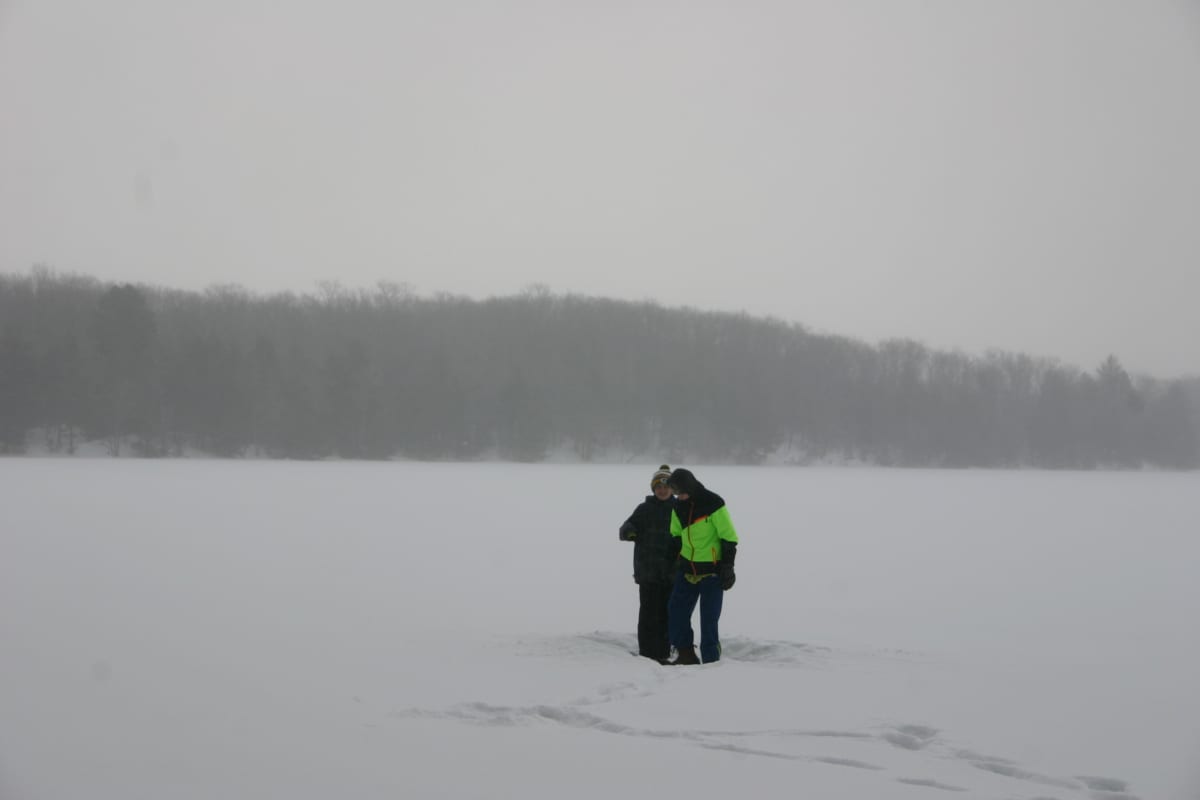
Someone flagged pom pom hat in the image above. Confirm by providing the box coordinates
[651,464,672,490]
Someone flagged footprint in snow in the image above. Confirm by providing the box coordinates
[895,777,967,792]
[1076,776,1131,793]
[969,759,1084,791]
[881,724,939,751]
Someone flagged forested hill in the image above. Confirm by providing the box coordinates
[1,269,1196,468]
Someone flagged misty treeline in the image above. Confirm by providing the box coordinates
[0,268,1197,468]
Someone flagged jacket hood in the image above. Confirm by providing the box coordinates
[666,468,703,496]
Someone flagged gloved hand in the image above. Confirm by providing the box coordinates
[619,523,637,541]
[719,562,736,591]
[719,541,737,590]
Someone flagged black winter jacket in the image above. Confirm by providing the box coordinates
[619,495,681,585]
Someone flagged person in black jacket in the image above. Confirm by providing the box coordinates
[619,464,681,662]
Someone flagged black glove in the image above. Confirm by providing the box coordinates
[719,542,737,590]
[719,562,736,591]
[619,522,637,541]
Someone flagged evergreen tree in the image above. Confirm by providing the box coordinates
[0,326,37,453]
[90,284,158,455]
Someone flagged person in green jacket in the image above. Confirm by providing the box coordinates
[665,468,738,664]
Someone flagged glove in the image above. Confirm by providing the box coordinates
[719,562,736,591]
[719,541,737,590]
[619,522,637,541]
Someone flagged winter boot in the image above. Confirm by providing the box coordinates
[669,645,700,666]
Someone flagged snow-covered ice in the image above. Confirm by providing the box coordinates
[1,460,1197,799]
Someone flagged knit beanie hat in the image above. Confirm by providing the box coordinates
[651,464,672,490]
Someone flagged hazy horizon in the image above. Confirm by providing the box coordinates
[2,1,1198,377]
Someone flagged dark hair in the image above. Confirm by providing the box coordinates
[666,468,701,495]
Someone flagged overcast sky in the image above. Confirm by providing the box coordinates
[2,1,1198,376]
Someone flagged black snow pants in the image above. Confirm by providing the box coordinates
[637,582,672,661]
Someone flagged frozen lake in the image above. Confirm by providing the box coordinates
[2,460,1197,799]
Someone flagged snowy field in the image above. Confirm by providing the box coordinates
[2,460,1198,800]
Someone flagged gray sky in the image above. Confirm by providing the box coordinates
[2,1,1198,377]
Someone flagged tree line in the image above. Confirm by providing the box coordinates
[0,268,1196,468]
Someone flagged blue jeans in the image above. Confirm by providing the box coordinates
[668,568,724,663]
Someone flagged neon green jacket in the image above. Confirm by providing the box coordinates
[670,503,738,564]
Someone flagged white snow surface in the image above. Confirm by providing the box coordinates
[1,460,1197,799]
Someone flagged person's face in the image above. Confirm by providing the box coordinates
[653,483,672,500]
[671,485,689,500]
